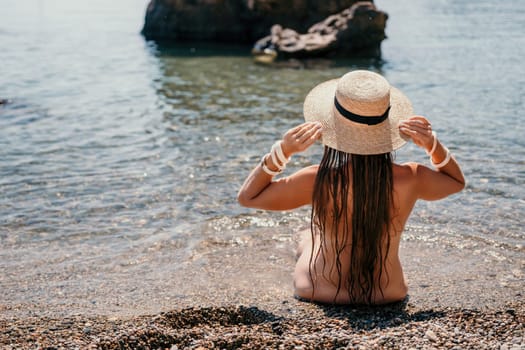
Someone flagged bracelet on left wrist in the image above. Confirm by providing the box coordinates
[260,154,281,176]
[260,141,292,176]
[280,142,292,159]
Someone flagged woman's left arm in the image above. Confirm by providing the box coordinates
[237,122,322,211]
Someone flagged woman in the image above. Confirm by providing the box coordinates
[238,70,465,305]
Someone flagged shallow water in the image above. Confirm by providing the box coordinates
[0,0,524,314]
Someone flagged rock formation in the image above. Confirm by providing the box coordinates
[141,0,387,58]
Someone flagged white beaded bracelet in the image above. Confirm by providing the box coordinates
[426,131,438,156]
[272,141,290,165]
[260,154,281,176]
[260,141,292,176]
[269,141,291,171]
[270,147,286,171]
[430,147,452,168]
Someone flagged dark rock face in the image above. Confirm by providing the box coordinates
[252,2,387,60]
[141,0,378,44]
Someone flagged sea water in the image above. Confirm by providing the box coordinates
[0,0,523,314]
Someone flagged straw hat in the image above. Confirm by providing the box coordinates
[303,70,413,155]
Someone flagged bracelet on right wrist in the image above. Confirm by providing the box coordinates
[430,146,452,168]
[426,131,438,156]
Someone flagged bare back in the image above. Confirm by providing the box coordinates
[293,163,420,304]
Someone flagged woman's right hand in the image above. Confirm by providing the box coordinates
[399,115,466,200]
[399,116,434,153]
[281,122,322,158]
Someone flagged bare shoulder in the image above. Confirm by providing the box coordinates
[392,162,426,200]
[394,162,464,201]
[393,162,420,182]
[279,164,319,185]
[394,162,434,178]
[301,164,319,174]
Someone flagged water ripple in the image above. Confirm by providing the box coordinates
[0,0,524,265]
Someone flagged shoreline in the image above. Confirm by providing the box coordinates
[1,236,522,318]
[1,237,523,348]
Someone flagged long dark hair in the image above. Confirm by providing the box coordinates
[310,146,393,304]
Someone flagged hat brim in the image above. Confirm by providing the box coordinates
[303,78,413,155]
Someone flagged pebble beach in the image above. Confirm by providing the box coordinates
[1,237,524,349]
[1,299,524,349]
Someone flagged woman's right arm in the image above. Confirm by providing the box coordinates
[400,116,466,201]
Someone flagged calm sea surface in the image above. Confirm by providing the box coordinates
[1,0,524,298]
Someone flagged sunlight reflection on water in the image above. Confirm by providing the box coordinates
[0,0,523,272]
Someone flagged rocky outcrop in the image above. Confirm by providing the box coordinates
[141,0,388,59]
[252,2,387,61]
[141,0,380,44]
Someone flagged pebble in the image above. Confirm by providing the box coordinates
[425,329,438,342]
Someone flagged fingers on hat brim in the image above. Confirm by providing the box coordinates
[303,78,413,154]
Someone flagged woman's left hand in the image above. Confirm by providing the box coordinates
[281,122,323,158]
